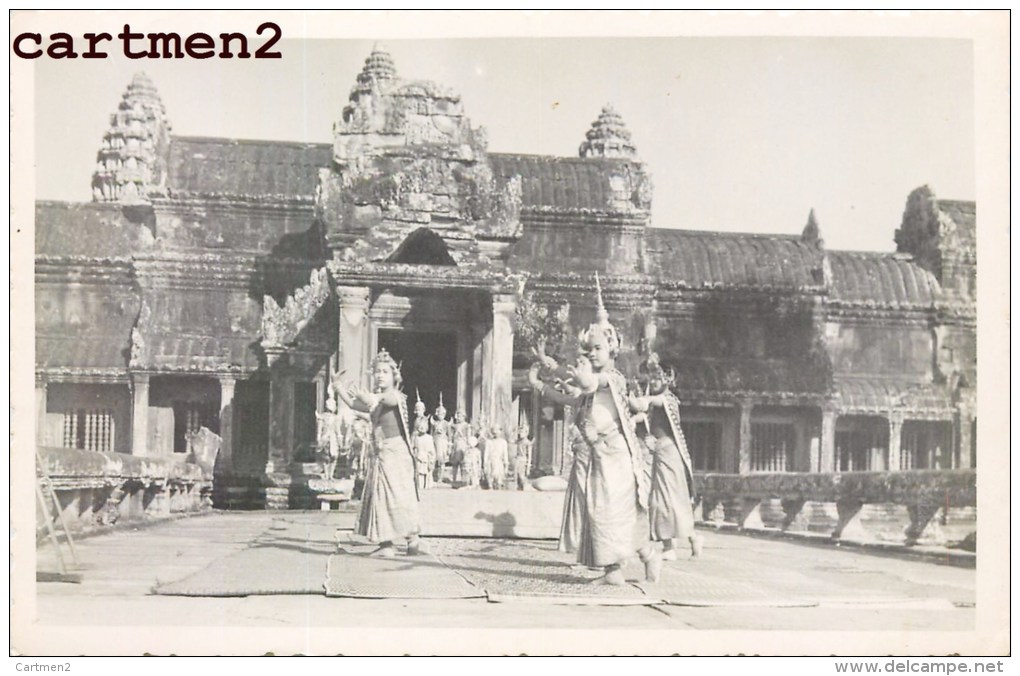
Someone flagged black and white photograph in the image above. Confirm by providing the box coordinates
[9,10,1009,660]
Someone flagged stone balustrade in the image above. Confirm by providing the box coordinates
[36,446,213,537]
[695,469,976,550]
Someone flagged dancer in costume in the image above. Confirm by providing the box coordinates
[629,353,702,560]
[464,425,482,488]
[450,410,470,484]
[528,274,661,586]
[484,425,510,490]
[336,349,422,558]
[513,424,533,491]
[412,390,435,491]
[431,397,451,484]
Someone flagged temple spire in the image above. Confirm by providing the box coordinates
[579,104,638,159]
[356,44,397,87]
[801,208,823,246]
[91,72,171,203]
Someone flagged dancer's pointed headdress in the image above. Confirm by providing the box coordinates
[371,348,403,387]
[436,392,447,417]
[578,271,621,355]
[639,351,675,389]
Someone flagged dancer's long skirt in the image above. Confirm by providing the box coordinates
[648,436,695,542]
[356,436,420,543]
[578,432,648,568]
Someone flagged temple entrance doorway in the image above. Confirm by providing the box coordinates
[377,329,458,426]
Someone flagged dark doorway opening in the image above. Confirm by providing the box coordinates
[377,329,458,427]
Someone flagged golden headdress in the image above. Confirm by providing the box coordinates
[578,272,621,356]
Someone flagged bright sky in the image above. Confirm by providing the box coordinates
[32,37,975,252]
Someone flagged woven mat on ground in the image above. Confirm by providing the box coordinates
[431,538,659,605]
[154,519,334,597]
[641,558,910,607]
[325,544,484,599]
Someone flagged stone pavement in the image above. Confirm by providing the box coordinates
[29,510,975,635]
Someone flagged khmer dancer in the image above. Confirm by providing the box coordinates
[335,350,422,558]
[484,425,510,490]
[431,397,451,484]
[513,424,533,491]
[629,353,703,560]
[528,275,660,585]
[450,410,470,484]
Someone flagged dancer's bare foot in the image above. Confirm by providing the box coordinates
[590,568,627,586]
[406,539,426,556]
[368,544,396,558]
[661,548,677,562]
[641,548,662,583]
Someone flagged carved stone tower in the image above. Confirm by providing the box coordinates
[91,72,171,204]
[579,104,639,160]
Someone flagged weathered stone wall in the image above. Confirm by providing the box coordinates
[695,469,976,549]
[36,446,213,537]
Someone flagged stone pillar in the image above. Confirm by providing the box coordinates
[957,409,973,469]
[337,285,370,389]
[265,370,295,509]
[490,293,516,434]
[737,400,753,474]
[35,380,47,445]
[131,373,150,457]
[218,376,236,471]
[481,322,494,424]
[819,406,836,473]
[888,413,903,472]
[456,327,471,417]
[471,320,486,422]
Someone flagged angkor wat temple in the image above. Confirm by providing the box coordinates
[35,48,976,508]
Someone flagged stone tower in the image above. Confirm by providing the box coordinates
[578,104,639,159]
[91,72,171,203]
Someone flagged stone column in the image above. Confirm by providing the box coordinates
[957,409,973,469]
[218,376,236,471]
[35,380,47,445]
[456,327,471,417]
[471,320,487,422]
[888,413,903,471]
[737,400,753,474]
[490,293,516,434]
[265,369,294,509]
[131,373,150,457]
[337,285,370,389]
[819,406,836,473]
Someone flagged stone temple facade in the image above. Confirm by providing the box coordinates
[35,49,976,508]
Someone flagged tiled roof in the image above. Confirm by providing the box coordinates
[669,356,829,397]
[835,379,953,418]
[132,334,259,372]
[167,136,333,199]
[36,335,131,373]
[488,153,644,212]
[647,229,825,290]
[828,251,940,307]
[35,201,153,257]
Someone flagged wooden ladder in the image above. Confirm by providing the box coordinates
[36,448,83,583]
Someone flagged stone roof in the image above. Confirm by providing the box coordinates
[647,229,825,291]
[36,201,154,257]
[166,136,333,200]
[36,334,132,375]
[827,251,940,307]
[488,153,649,213]
[835,378,953,418]
[671,356,829,399]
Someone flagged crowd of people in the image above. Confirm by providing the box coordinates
[317,389,534,493]
[319,277,700,584]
